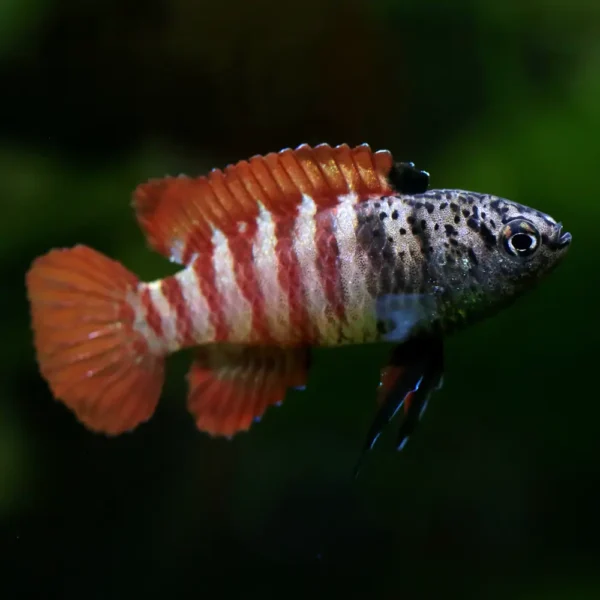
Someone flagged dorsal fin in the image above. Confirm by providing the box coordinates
[133,143,395,264]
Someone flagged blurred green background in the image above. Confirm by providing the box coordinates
[2,0,599,598]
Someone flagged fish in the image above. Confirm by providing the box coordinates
[25,143,571,466]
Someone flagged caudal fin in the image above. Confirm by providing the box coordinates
[25,245,165,435]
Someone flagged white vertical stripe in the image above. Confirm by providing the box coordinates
[334,193,374,343]
[211,227,253,343]
[146,280,180,353]
[175,259,215,343]
[128,285,165,355]
[292,194,332,343]
[252,203,290,342]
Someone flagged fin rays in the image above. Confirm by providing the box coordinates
[132,143,395,264]
[187,345,308,437]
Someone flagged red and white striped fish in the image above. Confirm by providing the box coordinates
[25,143,571,458]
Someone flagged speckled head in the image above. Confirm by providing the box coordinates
[411,189,572,330]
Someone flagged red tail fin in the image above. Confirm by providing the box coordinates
[25,245,165,435]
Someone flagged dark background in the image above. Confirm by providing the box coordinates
[1,1,599,598]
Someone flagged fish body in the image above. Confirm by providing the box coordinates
[132,190,569,350]
[25,143,571,453]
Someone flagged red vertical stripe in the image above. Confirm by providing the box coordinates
[275,214,314,344]
[228,226,273,344]
[140,287,163,339]
[181,231,207,265]
[160,276,195,348]
[192,252,228,342]
[315,211,345,324]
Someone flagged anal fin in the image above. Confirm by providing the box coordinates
[187,345,309,437]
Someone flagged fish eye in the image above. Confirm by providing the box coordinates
[501,218,540,258]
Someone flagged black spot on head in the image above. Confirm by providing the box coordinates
[454,215,460,224]
[444,224,457,236]
[472,205,479,218]
[434,193,442,200]
[502,206,509,213]
[449,238,459,247]
[420,219,427,230]
[374,202,380,209]
[407,216,416,225]
[490,219,496,229]
[467,247,479,265]
[415,202,424,209]
[467,196,474,204]
[490,199,501,211]
[479,222,496,248]
[462,209,470,218]
[466,218,479,231]
[434,223,439,231]
[400,227,407,235]
[411,226,420,235]
[379,212,388,221]
[458,195,467,204]
[481,212,487,220]
[392,210,399,220]
[450,203,459,213]
[440,202,448,210]
[425,202,435,214]
[387,236,393,243]
[445,192,452,200]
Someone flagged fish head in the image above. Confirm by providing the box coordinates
[490,196,572,276]
[418,190,572,329]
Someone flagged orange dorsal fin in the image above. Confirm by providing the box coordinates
[133,143,395,264]
[187,345,309,437]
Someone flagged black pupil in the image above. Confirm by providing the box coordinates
[511,232,533,251]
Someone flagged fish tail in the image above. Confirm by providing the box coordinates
[25,245,165,435]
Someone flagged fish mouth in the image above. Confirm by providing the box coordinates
[553,222,572,249]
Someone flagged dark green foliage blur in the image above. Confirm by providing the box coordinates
[1,0,599,597]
